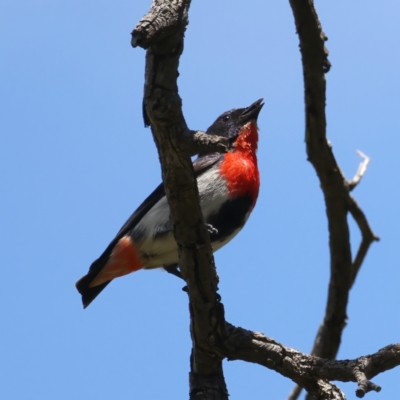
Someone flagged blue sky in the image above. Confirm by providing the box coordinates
[1,1,399,399]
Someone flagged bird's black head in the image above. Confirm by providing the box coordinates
[206,98,264,147]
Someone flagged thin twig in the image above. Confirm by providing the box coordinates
[347,195,380,287]
[222,323,399,399]
[287,384,303,400]
[348,150,371,191]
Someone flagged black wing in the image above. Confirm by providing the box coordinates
[75,183,166,307]
[95,152,223,263]
[76,152,223,308]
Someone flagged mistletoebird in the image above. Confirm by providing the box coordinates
[76,99,264,308]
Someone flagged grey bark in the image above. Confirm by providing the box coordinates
[287,1,378,399]
[133,1,228,398]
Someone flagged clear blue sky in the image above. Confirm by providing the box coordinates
[1,1,399,399]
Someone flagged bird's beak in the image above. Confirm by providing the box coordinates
[239,98,264,124]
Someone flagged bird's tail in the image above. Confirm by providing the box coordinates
[75,259,112,309]
[76,236,144,308]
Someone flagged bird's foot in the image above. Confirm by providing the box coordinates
[205,223,218,235]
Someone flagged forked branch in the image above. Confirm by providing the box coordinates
[222,324,400,399]
[287,0,379,399]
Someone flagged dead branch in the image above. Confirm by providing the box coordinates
[222,324,400,399]
[186,130,229,156]
[347,195,380,287]
[348,151,370,191]
[132,1,228,398]
[287,0,379,399]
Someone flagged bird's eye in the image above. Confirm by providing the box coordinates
[222,115,230,122]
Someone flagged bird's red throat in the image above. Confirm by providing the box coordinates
[219,122,260,204]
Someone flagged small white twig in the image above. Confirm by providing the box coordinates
[348,150,370,190]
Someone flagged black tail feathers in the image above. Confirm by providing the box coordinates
[75,271,111,308]
[75,257,112,308]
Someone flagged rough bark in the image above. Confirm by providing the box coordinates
[132,1,228,399]
[221,324,399,399]
[287,1,378,399]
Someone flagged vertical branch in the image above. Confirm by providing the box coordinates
[132,1,228,399]
[287,1,378,399]
[290,0,352,360]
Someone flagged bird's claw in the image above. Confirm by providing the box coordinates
[206,223,218,235]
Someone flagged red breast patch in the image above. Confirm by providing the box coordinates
[219,122,260,205]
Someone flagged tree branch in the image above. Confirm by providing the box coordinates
[132,1,228,398]
[348,151,370,191]
[347,195,380,287]
[287,0,379,398]
[289,0,351,361]
[132,0,187,49]
[222,323,399,399]
[185,130,229,156]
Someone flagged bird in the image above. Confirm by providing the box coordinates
[76,98,264,308]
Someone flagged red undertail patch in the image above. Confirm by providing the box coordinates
[89,236,143,287]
